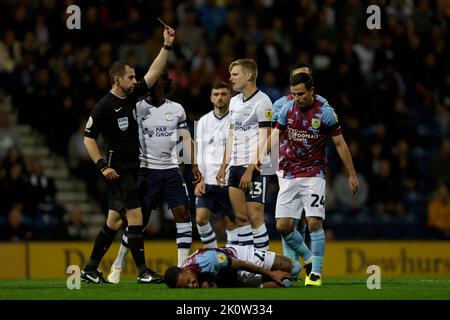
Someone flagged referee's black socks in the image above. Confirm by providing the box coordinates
[127,225,147,274]
[85,224,118,271]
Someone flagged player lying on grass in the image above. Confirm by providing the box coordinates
[164,245,301,288]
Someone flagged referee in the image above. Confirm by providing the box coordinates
[80,26,175,284]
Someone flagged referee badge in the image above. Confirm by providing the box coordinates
[264,109,273,121]
[311,118,321,129]
[117,117,129,131]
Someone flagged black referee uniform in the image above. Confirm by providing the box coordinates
[81,78,164,283]
[84,79,148,213]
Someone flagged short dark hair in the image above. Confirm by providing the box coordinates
[164,266,182,288]
[109,60,134,85]
[290,62,312,76]
[290,73,314,90]
[211,81,231,91]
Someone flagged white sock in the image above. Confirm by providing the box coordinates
[226,228,239,247]
[197,223,217,248]
[176,222,192,267]
[112,244,129,268]
[252,223,269,250]
[237,225,254,247]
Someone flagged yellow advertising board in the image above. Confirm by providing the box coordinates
[0,241,449,279]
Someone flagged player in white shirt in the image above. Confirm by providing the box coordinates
[195,82,238,248]
[216,59,273,250]
[107,70,201,283]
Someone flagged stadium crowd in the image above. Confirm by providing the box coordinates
[0,0,449,241]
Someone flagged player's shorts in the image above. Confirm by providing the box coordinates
[275,175,326,219]
[137,167,190,215]
[228,166,267,204]
[195,185,235,220]
[105,167,140,213]
[229,245,276,287]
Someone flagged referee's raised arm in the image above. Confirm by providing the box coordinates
[144,26,175,89]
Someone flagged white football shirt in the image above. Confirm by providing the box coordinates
[196,110,230,185]
[229,90,273,166]
[136,98,188,169]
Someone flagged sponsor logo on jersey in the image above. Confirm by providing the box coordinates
[265,109,273,121]
[234,121,251,132]
[288,128,319,142]
[117,117,128,131]
[143,127,154,137]
[155,127,175,137]
[311,118,321,129]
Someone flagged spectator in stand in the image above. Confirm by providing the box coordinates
[59,207,89,241]
[0,111,20,160]
[0,204,32,241]
[431,138,450,187]
[427,182,450,239]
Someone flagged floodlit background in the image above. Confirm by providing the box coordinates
[0,0,449,279]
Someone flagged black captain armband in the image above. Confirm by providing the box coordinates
[163,43,173,51]
[96,159,108,173]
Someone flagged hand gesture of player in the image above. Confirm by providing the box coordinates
[269,270,292,287]
[216,165,227,188]
[348,174,359,194]
[239,166,254,191]
[192,165,202,184]
[194,179,206,197]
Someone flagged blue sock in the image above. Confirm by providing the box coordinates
[282,237,297,261]
[310,229,325,275]
[299,223,307,241]
[282,221,299,261]
[291,261,302,279]
[282,230,312,262]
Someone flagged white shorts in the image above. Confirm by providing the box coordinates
[229,245,276,287]
[275,175,326,220]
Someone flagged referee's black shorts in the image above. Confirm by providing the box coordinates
[104,166,141,213]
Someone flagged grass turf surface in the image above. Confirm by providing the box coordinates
[1,277,449,300]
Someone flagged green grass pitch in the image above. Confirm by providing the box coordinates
[1,277,449,300]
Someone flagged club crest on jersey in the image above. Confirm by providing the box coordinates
[265,109,273,121]
[117,117,128,131]
[216,253,227,264]
[311,118,321,129]
[165,112,174,121]
[244,107,252,116]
